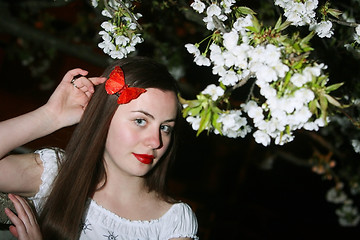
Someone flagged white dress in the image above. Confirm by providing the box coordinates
[29,148,199,240]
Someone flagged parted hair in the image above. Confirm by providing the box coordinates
[39,57,181,240]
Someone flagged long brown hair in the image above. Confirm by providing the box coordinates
[39,57,181,240]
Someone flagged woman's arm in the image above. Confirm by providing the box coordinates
[0,68,106,158]
[0,68,106,195]
[0,153,43,197]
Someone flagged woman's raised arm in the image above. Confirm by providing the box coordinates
[0,69,106,196]
[0,68,106,159]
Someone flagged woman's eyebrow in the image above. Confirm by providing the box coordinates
[132,110,176,123]
[132,110,154,119]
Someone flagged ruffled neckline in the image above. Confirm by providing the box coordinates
[88,198,179,224]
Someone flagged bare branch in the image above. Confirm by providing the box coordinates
[329,18,359,28]
[103,0,143,31]
[103,0,116,17]
[212,16,228,34]
[0,3,109,68]
[115,0,143,31]
[275,150,312,167]
[304,131,347,159]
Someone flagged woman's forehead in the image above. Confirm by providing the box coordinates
[117,88,178,119]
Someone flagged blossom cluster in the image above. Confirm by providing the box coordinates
[326,184,360,226]
[356,25,360,43]
[97,0,143,59]
[184,0,330,146]
[274,0,334,38]
[216,110,251,138]
[352,139,360,154]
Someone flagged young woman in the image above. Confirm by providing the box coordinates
[0,57,199,240]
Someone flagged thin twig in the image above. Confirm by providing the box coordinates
[232,72,253,90]
[329,18,359,28]
[114,0,143,31]
[275,150,312,167]
[103,0,116,17]
[223,72,254,100]
[246,80,256,103]
[202,0,228,33]
[304,131,346,159]
[212,16,228,34]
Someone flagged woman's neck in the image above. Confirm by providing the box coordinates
[94,169,150,202]
[92,176,170,221]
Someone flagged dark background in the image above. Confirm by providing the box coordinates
[1,0,360,239]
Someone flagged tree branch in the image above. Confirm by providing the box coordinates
[115,0,143,31]
[330,18,359,28]
[274,150,312,167]
[0,2,110,68]
[104,0,143,31]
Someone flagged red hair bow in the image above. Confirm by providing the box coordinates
[105,66,147,104]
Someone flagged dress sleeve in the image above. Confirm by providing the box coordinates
[28,148,62,212]
[163,202,199,240]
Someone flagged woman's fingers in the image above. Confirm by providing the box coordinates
[9,225,19,238]
[12,194,37,225]
[5,194,42,240]
[89,76,107,85]
[62,68,88,84]
[71,76,94,93]
[70,76,107,100]
[7,194,32,226]
[5,207,26,237]
[71,76,107,92]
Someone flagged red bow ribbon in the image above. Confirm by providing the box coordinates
[105,66,146,104]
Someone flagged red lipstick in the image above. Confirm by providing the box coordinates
[132,153,154,164]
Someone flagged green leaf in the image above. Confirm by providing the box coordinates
[300,31,315,45]
[302,46,314,52]
[246,26,259,33]
[293,42,301,52]
[274,16,282,30]
[324,94,343,108]
[309,99,319,115]
[211,112,222,135]
[328,8,342,19]
[182,107,190,118]
[197,109,211,136]
[325,82,344,92]
[292,59,303,69]
[179,94,201,108]
[219,81,226,90]
[251,16,261,33]
[235,6,256,16]
[189,105,203,116]
[277,21,291,32]
[319,95,328,114]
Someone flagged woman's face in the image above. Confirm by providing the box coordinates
[104,88,178,178]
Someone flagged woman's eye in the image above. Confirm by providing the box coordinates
[135,119,146,126]
[161,125,173,134]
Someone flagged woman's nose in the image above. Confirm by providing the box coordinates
[145,128,163,149]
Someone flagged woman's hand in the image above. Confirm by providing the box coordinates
[4,194,42,240]
[43,68,106,128]
[0,68,106,158]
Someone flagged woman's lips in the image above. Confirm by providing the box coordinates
[132,153,154,164]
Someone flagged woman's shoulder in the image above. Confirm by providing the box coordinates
[165,201,197,222]
[157,201,198,238]
[29,147,65,209]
